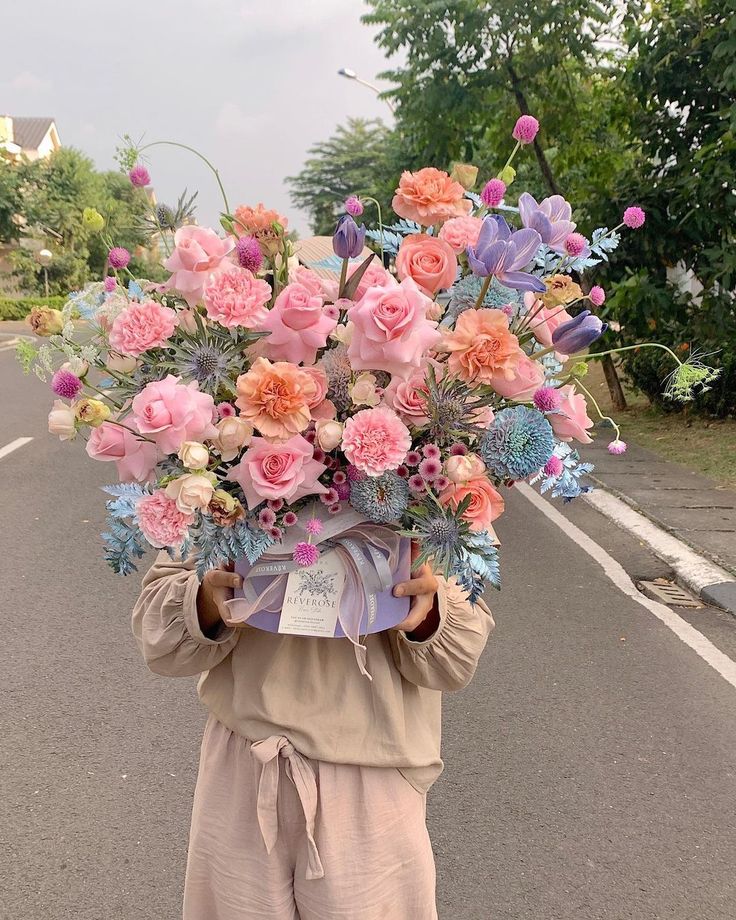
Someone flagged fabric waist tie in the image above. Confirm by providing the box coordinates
[250,735,324,880]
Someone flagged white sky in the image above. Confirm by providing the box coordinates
[1,0,394,234]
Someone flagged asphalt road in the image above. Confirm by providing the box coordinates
[1,334,735,920]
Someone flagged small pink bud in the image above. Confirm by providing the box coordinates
[589,286,606,307]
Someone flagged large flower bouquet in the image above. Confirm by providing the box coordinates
[18,117,718,606]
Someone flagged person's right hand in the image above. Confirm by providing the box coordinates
[197,564,248,635]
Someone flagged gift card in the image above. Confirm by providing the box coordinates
[278,549,346,637]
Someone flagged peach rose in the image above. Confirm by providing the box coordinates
[444,452,486,484]
[490,351,545,401]
[392,167,472,226]
[213,416,254,461]
[178,441,210,470]
[165,473,215,514]
[438,216,484,254]
[549,384,594,444]
[48,400,76,441]
[315,419,344,452]
[395,234,458,296]
[442,308,521,386]
[235,357,317,441]
[349,372,380,407]
[439,477,505,532]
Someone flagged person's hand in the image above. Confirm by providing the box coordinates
[392,543,439,638]
[196,563,248,636]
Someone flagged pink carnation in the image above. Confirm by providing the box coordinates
[86,418,158,483]
[347,277,441,379]
[203,266,271,328]
[162,226,235,308]
[131,374,218,454]
[227,435,328,508]
[136,489,194,548]
[259,283,336,365]
[108,300,178,356]
[341,405,411,476]
[438,216,484,254]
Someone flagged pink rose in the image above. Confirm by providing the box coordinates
[289,266,325,297]
[347,277,441,379]
[395,234,458,296]
[203,266,272,328]
[524,293,573,355]
[259,283,337,365]
[86,419,158,483]
[490,351,545,401]
[108,300,178,356]
[131,375,218,454]
[348,261,397,302]
[439,477,505,532]
[438,216,484,254]
[300,365,335,419]
[549,384,594,444]
[227,435,328,508]
[162,226,235,307]
[341,405,411,476]
[136,489,193,548]
[383,367,434,426]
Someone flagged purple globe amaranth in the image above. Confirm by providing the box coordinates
[332,214,366,259]
[517,192,576,253]
[551,310,607,354]
[466,214,545,293]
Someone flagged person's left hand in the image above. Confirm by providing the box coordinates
[392,543,439,636]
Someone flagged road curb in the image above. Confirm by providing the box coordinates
[583,483,736,617]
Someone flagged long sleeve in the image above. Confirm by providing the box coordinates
[388,577,495,691]
[132,552,239,678]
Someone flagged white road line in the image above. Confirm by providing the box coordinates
[583,487,734,591]
[516,481,736,692]
[0,437,33,461]
[0,338,20,352]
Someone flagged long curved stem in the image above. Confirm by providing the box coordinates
[574,377,621,441]
[581,343,683,366]
[141,141,230,213]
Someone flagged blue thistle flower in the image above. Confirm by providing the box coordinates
[480,406,555,480]
[349,471,409,523]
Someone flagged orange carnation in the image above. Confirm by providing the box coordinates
[233,203,289,256]
[392,168,472,227]
[442,308,522,385]
[235,357,317,441]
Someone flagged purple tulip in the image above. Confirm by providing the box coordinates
[551,310,607,354]
[466,215,545,293]
[517,193,576,253]
[333,215,366,259]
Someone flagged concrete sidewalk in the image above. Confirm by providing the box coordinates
[584,436,736,612]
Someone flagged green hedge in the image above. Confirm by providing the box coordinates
[0,295,67,321]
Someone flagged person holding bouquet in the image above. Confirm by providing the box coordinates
[132,549,494,919]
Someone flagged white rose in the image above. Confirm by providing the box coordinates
[106,352,138,374]
[48,400,77,441]
[61,358,89,378]
[178,441,210,470]
[330,321,354,344]
[444,452,486,484]
[349,372,380,407]
[214,416,253,461]
[165,473,215,514]
[315,419,343,452]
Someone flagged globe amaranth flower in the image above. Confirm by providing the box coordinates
[607,439,627,455]
[589,286,605,307]
[564,233,590,259]
[466,215,545,293]
[332,214,366,259]
[517,193,576,253]
[533,386,561,413]
[512,115,540,145]
[293,541,320,566]
[128,164,151,187]
[480,406,555,480]
[51,368,83,400]
[104,276,117,292]
[551,310,607,355]
[108,247,131,269]
[345,196,364,217]
[481,179,506,207]
[349,471,409,523]
[235,235,263,272]
[623,206,646,229]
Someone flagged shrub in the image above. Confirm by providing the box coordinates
[0,295,67,321]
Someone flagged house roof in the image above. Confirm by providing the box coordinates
[294,236,374,280]
[10,116,55,150]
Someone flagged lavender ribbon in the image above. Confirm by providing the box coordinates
[224,521,401,679]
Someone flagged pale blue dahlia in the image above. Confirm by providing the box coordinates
[349,471,409,523]
[480,406,555,480]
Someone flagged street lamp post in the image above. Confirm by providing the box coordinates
[337,67,395,113]
[36,248,53,298]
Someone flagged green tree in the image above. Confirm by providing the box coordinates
[288,118,400,235]
[0,155,23,243]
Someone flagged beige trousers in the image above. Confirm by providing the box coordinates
[183,717,438,920]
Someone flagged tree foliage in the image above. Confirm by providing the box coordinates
[287,118,400,235]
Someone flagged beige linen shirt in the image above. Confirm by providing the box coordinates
[132,554,494,791]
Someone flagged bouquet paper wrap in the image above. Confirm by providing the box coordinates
[227,508,411,676]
